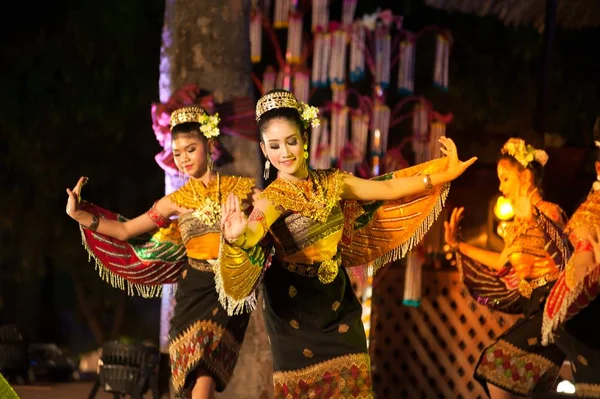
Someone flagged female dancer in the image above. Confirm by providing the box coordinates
[217,89,476,398]
[542,137,600,397]
[66,106,259,398]
[445,138,572,398]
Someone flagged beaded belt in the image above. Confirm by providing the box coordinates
[188,258,215,273]
[518,271,560,298]
[284,256,341,284]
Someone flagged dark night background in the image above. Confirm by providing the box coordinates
[1,0,598,357]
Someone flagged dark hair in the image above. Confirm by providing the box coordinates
[257,90,304,139]
[171,122,207,141]
[499,154,544,189]
[171,122,231,167]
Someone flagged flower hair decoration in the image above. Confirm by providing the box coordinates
[501,138,548,168]
[170,106,221,139]
[256,90,320,129]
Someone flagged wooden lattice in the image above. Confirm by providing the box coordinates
[370,266,519,398]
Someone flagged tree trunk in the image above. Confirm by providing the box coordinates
[71,271,105,346]
[159,0,272,397]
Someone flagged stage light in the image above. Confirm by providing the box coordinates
[556,380,576,394]
[494,196,514,221]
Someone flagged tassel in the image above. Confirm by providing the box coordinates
[311,32,323,87]
[412,102,429,164]
[433,34,450,91]
[349,22,365,82]
[397,39,415,95]
[311,0,329,32]
[342,0,357,26]
[316,117,331,169]
[262,66,277,94]
[351,111,369,159]
[309,117,322,169]
[330,106,348,166]
[429,121,446,160]
[320,32,332,87]
[328,28,348,85]
[274,0,290,29]
[293,69,310,104]
[286,12,303,64]
[372,103,391,154]
[403,249,423,307]
[375,26,391,89]
[250,8,263,63]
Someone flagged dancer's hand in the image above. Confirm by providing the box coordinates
[221,192,248,243]
[439,137,477,181]
[66,176,88,222]
[444,207,463,250]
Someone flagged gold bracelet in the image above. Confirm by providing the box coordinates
[229,232,247,248]
[88,214,100,231]
[423,174,433,190]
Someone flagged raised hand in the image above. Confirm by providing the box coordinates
[439,136,477,181]
[221,192,248,243]
[66,176,88,222]
[444,207,464,250]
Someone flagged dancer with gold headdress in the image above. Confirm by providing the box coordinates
[445,138,573,398]
[216,89,476,398]
[542,133,600,397]
[66,106,259,398]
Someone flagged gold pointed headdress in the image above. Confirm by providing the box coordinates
[255,90,320,128]
[170,106,220,139]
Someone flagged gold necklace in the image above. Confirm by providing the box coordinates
[189,173,221,226]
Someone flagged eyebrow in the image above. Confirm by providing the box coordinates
[268,134,297,143]
[173,143,197,151]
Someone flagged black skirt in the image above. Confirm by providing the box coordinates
[169,261,250,395]
[263,262,373,399]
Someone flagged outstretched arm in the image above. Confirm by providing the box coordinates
[341,137,477,201]
[66,176,177,241]
[221,193,280,249]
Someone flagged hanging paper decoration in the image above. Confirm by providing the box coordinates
[286,12,303,64]
[339,142,361,173]
[311,117,330,169]
[274,0,290,29]
[412,102,429,141]
[397,39,415,95]
[293,70,310,104]
[330,107,349,165]
[311,0,329,32]
[250,9,263,63]
[403,249,423,307]
[433,34,450,91]
[371,103,391,153]
[349,22,365,83]
[276,68,292,91]
[342,0,357,26]
[428,120,446,160]
[331,84,346,106]
[329,28,348,85]
[374,26,391,89]
[311,32,332,88]
[309,117,322,168]
[351,111,369,159]
[262,66,277,94]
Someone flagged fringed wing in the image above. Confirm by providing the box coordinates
[214,238,272,315]
[542,264,600,345]
[79,202,186,297]
[340,157,450,272]
[456,254,523,314]
[534,205,572,271]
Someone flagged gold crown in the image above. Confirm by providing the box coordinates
[170,106,208,129]
[256,90,301,121]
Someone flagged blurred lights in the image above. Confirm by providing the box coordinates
[556,380,576,394]
[494,196,514,221]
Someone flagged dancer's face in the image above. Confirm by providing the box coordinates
[172,133,208,179]
[497,158,526,203]
[260,118,306,179]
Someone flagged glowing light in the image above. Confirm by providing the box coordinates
[556,380,576,394]
[494,196,514,221]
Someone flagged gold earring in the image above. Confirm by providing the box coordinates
[264,159,271,180]
[303,143,309,159]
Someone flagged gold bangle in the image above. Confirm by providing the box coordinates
[230,232,248,248]
[423,174,433,190]
[88,214,100,231]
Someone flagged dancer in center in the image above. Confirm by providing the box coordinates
[217,89,476,397]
